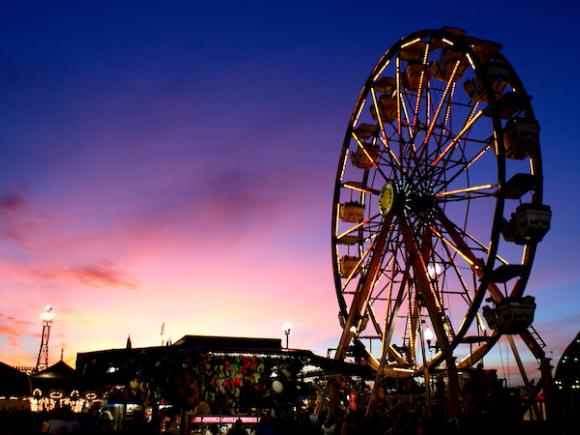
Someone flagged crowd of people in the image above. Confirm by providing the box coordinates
[0,403,445,435]
[0,404,556,435]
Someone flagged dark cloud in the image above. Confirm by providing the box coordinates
[540,313,580,330]
[70,262,138,289]
[0,194,26,211]
[0,190,48,248]
[134,166,322,248]
[199,169,285,226]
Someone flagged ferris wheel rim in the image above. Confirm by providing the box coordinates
[331,27,545,375]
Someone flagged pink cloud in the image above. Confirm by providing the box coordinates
[0,314,32,348]
[69,263,138,289]
[0,258,138,290]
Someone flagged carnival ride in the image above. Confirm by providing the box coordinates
[331,27,552,419]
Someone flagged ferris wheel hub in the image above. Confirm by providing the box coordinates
[408,191,436,220]
[379,181,396,216]
[380,179,436,226]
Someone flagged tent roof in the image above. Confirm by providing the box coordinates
[0,361,31,396]
[33,360,76,380]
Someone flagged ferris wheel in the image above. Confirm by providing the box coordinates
[331,27,552,416]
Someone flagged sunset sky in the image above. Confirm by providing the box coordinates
[1,0,579,370]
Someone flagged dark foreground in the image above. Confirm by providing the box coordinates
[0,409,567,435]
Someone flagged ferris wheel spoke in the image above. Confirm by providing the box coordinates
[426,81,432,132]
[432,209,504,302]
[506,335,535,389]
[397,211,453,353]
[409,239,435,363]
[415,95,448,178]
[431,108,484,167]
[435,241,473,305]
[369,86,389,147]
[419,226,444,306]
[386,62,411,178]
[368,281,388,305]
[438,142,491,190]
[415,132,479,188]
[335,213,395,360]
[383,240,404,327]
[434,234,480,316]
[500,336,546,420]
[384,262,412,357]
[435,183,497,202]
[396,57,403,136]
[429,221,499,340]
[434,238,493,341]
[370,228,402,285]
[406,282,419,364]
[336,213,382,240]
[352,128,403,177]
[426,241,451,309]
[401,104,418,173]
[456,332,501,369]
[424,60,462,145]
[367,304,384,337]
[430,84,457,157]
[441,82,456,139]
[423,100,479,169]
[429,224,479,270]
[407,230,436,364]
[425,102,483,181]
[351,132,391,181]
[400,91,413,142]
[373,252,408,312]
[341,245,374,292]
[441,218,510,266]
[412,43,431,132]
[342,181,382,196]
[398,91,421,173]
[419,228,455,340]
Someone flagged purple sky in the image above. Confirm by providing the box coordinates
[0,0,579,375]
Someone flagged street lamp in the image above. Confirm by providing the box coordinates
[424,327,435,350]
[282,322,292,350]
[41,305,56,322]
[427,263,443,281]
[418,322,432,417]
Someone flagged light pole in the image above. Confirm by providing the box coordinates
[418,320,432,417]
[423,327,436,414]
[283,322,292,350]
[36,305,56,372]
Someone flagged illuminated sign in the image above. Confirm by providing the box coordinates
[192,416,259,424]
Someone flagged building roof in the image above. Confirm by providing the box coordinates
[32,360,77,393]
[173,334,282,351]
[76,334,372,384]
[0,361,31,396]
[34,360,76,379]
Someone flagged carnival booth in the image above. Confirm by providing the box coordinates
[0,361,31,411]
[30,360,82,412]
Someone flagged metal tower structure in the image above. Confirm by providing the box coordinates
[35,305,55,372]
